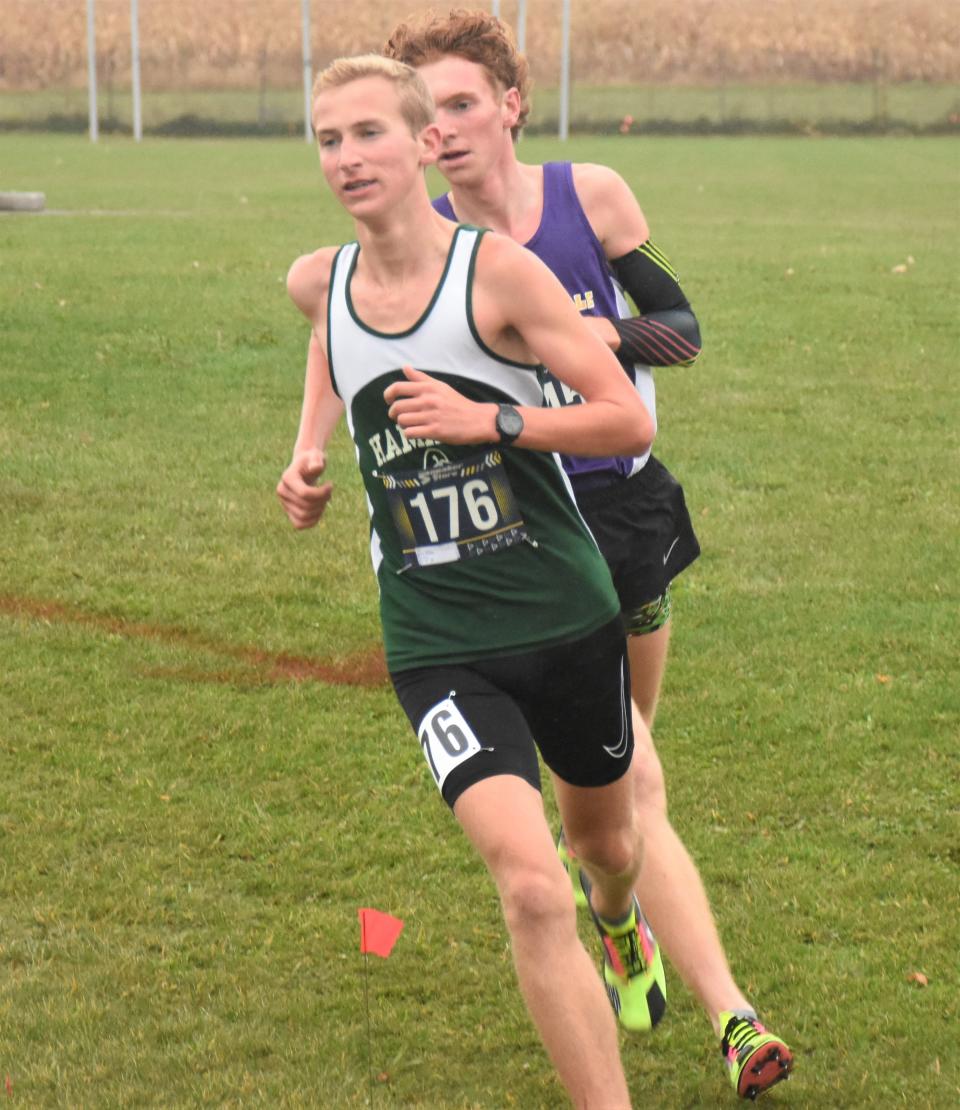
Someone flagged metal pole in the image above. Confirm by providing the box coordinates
[491,0,501,16]
[130,0,142,141]
[87,0,98,142]
[559,0,570,140]
[516,0,527,52]
[301,0,313,142]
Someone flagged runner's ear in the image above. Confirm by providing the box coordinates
[418,122,442,167]
[501,87,521,132]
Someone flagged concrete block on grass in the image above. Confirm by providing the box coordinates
[0,191,46,212]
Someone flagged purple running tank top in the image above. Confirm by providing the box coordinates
[433,162,655,490]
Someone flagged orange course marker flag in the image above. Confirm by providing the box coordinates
[358,908,405,958]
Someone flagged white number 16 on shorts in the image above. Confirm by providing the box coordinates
[418,696,483,793]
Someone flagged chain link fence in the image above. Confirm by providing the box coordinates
[2,0,958,137]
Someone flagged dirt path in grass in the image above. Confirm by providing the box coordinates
[0,594,389,688]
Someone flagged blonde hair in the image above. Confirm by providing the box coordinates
[384,9,532,140]
[313,54,435,137]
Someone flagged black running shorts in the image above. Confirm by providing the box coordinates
[391,617,634,809]
[573,455,700,618]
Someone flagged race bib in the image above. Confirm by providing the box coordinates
[417,697,484,791]
[379,449,529,570]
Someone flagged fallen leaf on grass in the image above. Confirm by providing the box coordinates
[876,674,892,684]
[906,970,928,986]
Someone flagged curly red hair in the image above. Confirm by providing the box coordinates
[384,8,532,140]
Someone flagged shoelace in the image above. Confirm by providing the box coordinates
[604,916,646,978]
[723,1017,766,1059]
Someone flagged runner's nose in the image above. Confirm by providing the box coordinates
[438,110,458,142]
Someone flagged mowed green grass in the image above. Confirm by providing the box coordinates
[1,133,958,1106]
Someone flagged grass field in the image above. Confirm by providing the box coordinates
[2,132,959,1106]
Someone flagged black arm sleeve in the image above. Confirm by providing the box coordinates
[608,241,702,368]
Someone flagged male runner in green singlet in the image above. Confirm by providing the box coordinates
[278,53,660,1106]
[384,10,793,1101]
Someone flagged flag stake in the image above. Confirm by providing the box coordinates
[357,908,404,1103]
[362,951,374,1105]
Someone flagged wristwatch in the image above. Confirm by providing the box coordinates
[495,404,524,446]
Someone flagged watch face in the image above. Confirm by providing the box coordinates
[498,406,524,438]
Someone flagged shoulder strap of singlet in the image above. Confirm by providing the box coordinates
[325,241,358,398]
[539,161,597,243]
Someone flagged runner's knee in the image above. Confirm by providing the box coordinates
[566,824,638,881]
[497,862,574,934]
[629,715,668,814]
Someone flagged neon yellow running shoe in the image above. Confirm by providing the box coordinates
[556,828,588,909]
[719,1012,793,1100]
[591,894,667,1032]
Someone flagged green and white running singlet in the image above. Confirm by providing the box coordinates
[326,225,620,672]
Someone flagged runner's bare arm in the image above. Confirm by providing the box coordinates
[277,251,342,530]
[291,331,345,458]
[571,162,650,259]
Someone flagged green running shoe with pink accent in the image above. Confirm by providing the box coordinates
[719,1012,793,1100]
[591,894,666,1032]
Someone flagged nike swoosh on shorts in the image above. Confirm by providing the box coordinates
[663,536,680,566]
[603,658,630,759]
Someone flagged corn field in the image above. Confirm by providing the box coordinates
[3,0,958,92]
